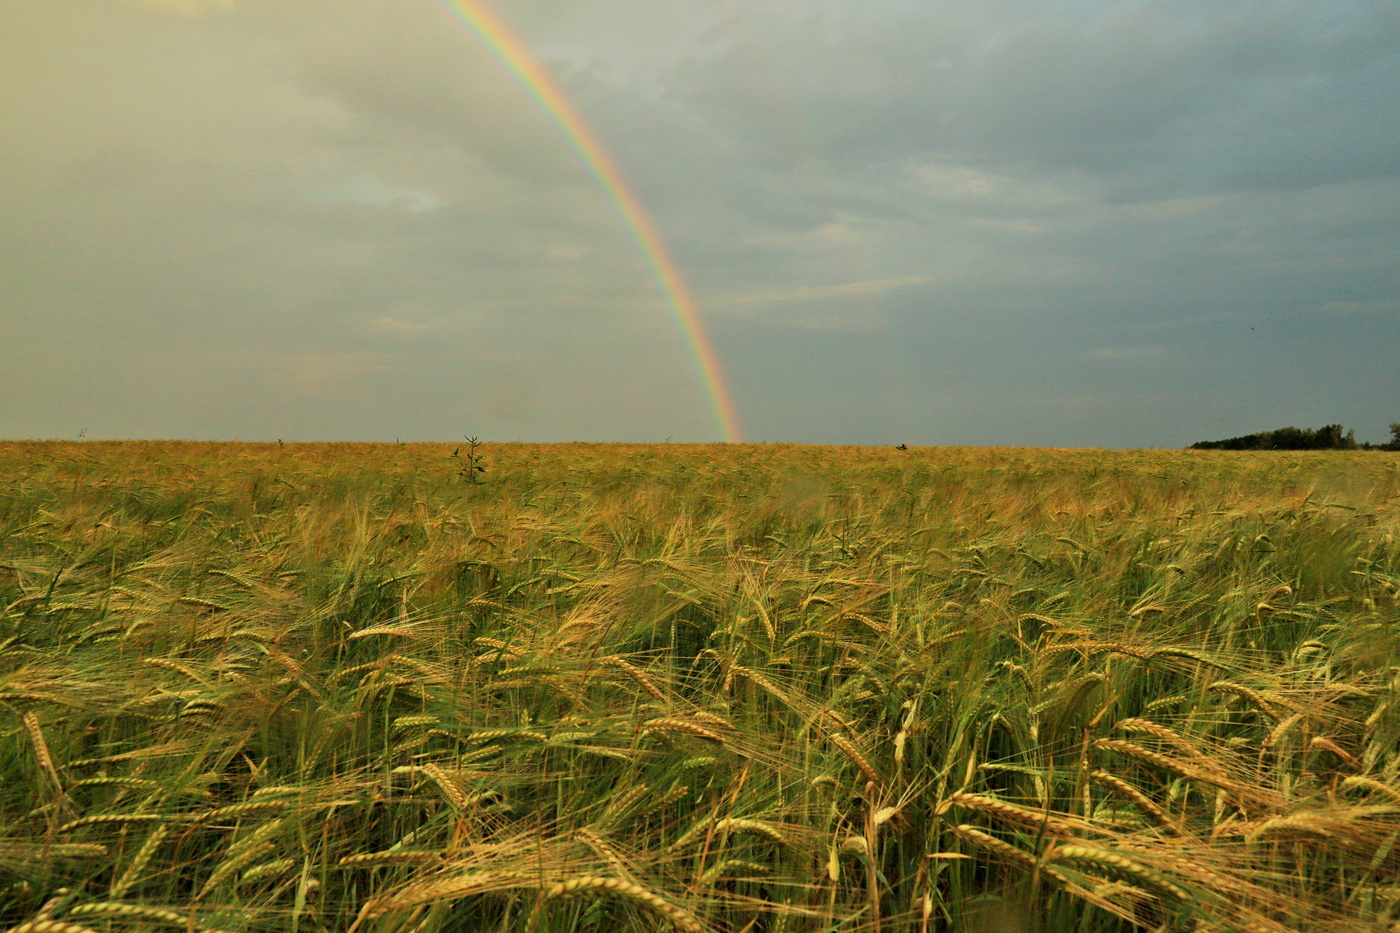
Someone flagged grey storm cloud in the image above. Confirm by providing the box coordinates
[2,0,1396,445]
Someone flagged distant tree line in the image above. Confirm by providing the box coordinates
[1190,423,1400,451]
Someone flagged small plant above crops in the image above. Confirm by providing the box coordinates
[1,440,1398,933]
[452,436,487,483]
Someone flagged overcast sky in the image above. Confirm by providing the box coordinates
[3,0,1397,446]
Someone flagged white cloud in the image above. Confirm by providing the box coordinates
[112,0,235,15]
[296,176,443,213]
[1085,345,1169,362]
[726,275,935,307]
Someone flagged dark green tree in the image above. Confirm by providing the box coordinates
[1191,424,1360,451]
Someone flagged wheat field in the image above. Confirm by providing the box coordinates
[2,441,1398,933]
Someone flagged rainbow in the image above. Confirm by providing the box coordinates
[429,0,741,442]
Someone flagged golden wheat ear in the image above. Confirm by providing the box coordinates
[542,876,706,933]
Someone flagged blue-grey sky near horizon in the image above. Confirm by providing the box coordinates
[3,0,1397,447]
